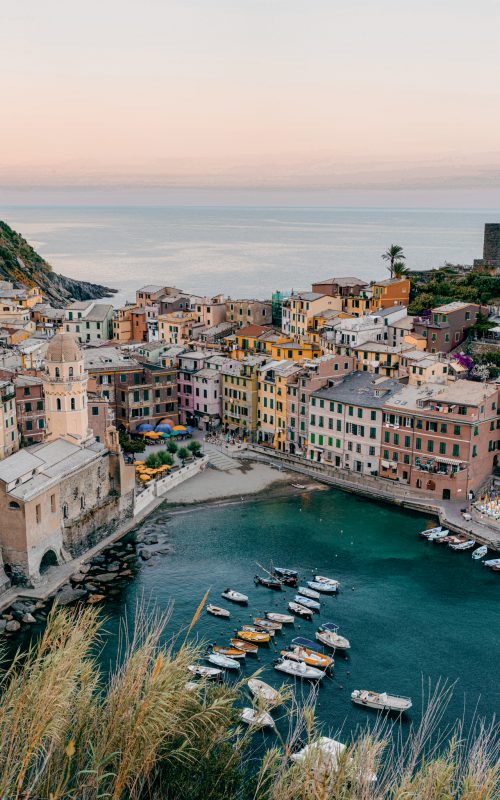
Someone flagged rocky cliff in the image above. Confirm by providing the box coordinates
[0,221,116,306]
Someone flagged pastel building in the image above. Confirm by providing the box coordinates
[192,368,222,430]
[43,334,91,444]
[0,380,19,460]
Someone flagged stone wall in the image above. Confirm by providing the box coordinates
[63,489,134,557]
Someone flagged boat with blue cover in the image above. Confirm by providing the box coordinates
[294,594,320,611]
[291,636,323,652]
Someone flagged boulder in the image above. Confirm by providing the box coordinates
[92,555,106,564]
[157,547,171,555]
[144,534,159,545]
[22,613,36,624]
[12,601,36,615]
[2,614,13,621]
[107,562,121,572]
[79,564,91,574]
[35,601,46,610]
[56,586,87,606]
[139,548,152,561]
[123,554,137,562]
[135,532,145,543]
[118,569,133,577]
[0,620,7,632]
[6,620,20,632]
[93,573,118,583]
[71,573,87,584]
[87,594,106,605]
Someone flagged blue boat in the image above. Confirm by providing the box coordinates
[319,622,339,633]
[294,595,320,611]
[274,567,299,579]
[291,636,323,653]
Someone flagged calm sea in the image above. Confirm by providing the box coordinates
[1,205,496,305]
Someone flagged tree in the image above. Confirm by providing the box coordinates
[158,450,174,466]
[167,439,178,455]
[119,432,145,454]
[145,453,161,469]
[382,244,406,278]
[177,446,189,465]
[392,260,409,278]
[188,440,202,456]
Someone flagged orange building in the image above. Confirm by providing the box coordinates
[369,278,410,311]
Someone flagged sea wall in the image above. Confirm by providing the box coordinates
[134,457,208,516]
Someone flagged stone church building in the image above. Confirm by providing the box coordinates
[0,333,135,587]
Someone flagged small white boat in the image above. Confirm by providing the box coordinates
[484,558,500,567]
[221,589,248,604]
[472,545,487,560]
[316,629,351,651]
[298,585,320,599]
[294,594,321,611]
[315,575,340,588]
[187,664,222,680]
[266,611,295,624]
[291,483,307,490]
[427,529,449,541]
[185,681,200,691]
[275,658,325,681]
[248,678,282,707]
[419,526,442,539]
[308,580,338,594]
[351,689,412,712]
[242,624,275,637]
[449,539,475,551]
[207,604,230,618]
[240,707,275,728]
[290,737,377,782]
[288,601,314,619]
[207,652,240,670]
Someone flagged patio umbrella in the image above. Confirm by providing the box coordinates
[173,425,187,432]
[159,418,175,427]
[160,432,170,438]
[155,423,173,433]
[137,423,154,432]
[185,426,194,434]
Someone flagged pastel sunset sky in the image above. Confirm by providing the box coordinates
[2,0,500,195]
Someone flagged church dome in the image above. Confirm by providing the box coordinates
[46,333,82,363]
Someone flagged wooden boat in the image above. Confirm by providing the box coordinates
[242,624,275,637]
[230,638,259,654]
[206,604,230,618]
[298,585,320,599]
[492,565,500,572]
[484,558,500,567]
[211,646,246,659]
[472,545,487,560]
[419,526,442,538]
[309,579,339,594]
[254,575,282,590]
[266,611,295,624]
[279,574,298,587]
[221,589,248,604]
[236,629,271,643]
[294,594,320,611]
[291,635,323,652]
[207,652,240,670]
[281,647,333,670]
[316,628,350,651]
[449,539,476,551]
[253,617,282,631]
[427,529,449,541]
[291,483,307,489]
[351,689,412,712]
[275,658,325,681]
[315,575,340,587]
[248,678,282,707]
[288,601,313,619]
[240,707,275,728]
[187,664,222,679]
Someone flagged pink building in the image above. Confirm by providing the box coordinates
[177,351,209,425]
[192,368,222,430]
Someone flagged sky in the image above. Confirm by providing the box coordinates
[1,0,500,201]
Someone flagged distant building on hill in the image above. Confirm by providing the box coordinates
[473,223,500,272]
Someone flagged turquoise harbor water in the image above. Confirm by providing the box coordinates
[96,488,499,738]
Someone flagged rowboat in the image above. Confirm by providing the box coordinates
[291,635,323,652]
[351,689,412,712]
[288,601,313,619]
[472,545,487,560]
[298,585,320,599]
[207,604,230,618]
[254,575,282,590]
[315,575,340,588]
[221,589,248,604]
[275,658,325,681]
[279,574,299,587]
[211,646,246,659]
[484,558,500,567]
[282,646,333,670]
[242,624,275,637]
[266,611,295,624]
[316,629,350,651]
[187,664,222,679]
[236,629,271,643]
[419,526,442,538]
[427,529,449,541]
[273,567,299,579]
[294,594,320,611]
[449,539,476,551]
[240,707,275,728]
[207,652,240,670]
[309,579,339,594]
[230,638,259,654]
[253,617,282,631]
[248,678,282,707]
[290,737,345,767]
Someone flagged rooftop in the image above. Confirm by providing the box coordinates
[373,278,409,287]
[236,324,274,337]
[387,380,497,412]
[84,347,139,371]
[433,301,476,313]
[312,371,404,408]
[312,277,366,287]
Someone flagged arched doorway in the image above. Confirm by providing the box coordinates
[442,488,451,500]
[426,479,436,491]
[39,549,59,574]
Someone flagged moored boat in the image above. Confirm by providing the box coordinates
[419,526,442,538]
[240,707,275,728]
[273,567,299,579]
[242,624,275,637]
[248,677,283,707]
[275,657,325,681]
[266,611,295,624]
[291,635,323,652]
[308,580,338,594]
[230,638,259,654]
[484,558,500,567]
[290,737,345,767]
[316,626,350,651]
[211,646,246,659]
[207,652,240,670]
[221,589,248,604]
[449,539,476,551]
[298,585,320,599]
[236,629,270,643]
[315,575,340,588]
[351,689,412,712]
[472,545,487,560]
[207,604,230,618]
[254,575,282,590]
[282,646,333,670]
[253,617,282,631]
[288,601,314,619]
[294,594,321,611]
[187,664,222,679]
[427,529,449,541]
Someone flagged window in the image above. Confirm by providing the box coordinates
[404,435,411,448]
[37,400,43,410]
[26,420,33,431]
[310,433,315,444]
[416,419,423,429]
[69,367,74,377]
[384,431,390,443]
[357,408,362,418]
[38,419,45,429]
[370,427,376,439]
[56,398,61,410]
[403,454,410,464]
[440,423,447,433]
[8,501,20,510]
[383,449,389,459]
[415,438,422,451]
[454,425,461,436]
[427,440,434,453]
[439,442,446,454]
[472,445,477,458]
[92,406,99,416]
[452,444,460,457]
[25,402,32,412]
[36,504,41,524]
[371,410,376,421]
[474,426,479,436]
[50,494,56,513]
[71,398,76,410]
[348,406,353,416]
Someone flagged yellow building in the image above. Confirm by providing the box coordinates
[369,278,410,311]
[270,340,321,362]
[0,380,19,460]
[256,360,302,448]
[281,292,343,338]
[221,355,267,434]
[353,341,413,378]
[158,311,204,345]
[230,325,292,360]
[112,307,133,342]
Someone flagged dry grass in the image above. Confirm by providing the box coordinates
[0,606,497,800]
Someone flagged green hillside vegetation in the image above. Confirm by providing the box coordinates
[409,267,500,315]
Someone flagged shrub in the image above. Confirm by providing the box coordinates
[177,446,189,464]
[145,453,161,469]
[167,439,178,455]
[188,440,202,455]
[158,450,174,466]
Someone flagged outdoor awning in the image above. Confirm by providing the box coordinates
[434,455,464,465]
[381,460,390,468]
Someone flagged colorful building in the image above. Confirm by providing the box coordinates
[221,355,267,435]
[413,302,482,354]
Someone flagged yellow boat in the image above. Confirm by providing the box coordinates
[235,630,270,644]
[280,647,334,670]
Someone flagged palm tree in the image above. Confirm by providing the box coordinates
[382,244,406,278]
[392,260,409,278]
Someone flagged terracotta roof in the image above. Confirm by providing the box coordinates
[236,324,274,337]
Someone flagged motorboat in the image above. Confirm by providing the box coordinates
[230,638,259,654]
[419,526,442,538]
[207,652,240,670]
[351,689,412,713]
[240,707,275,728]
[472,545,487,560]
[290,737,345,768]
[320,622,339,633]
[273,567,299,579]
[291,483,307,489]
[221,589,248,604]
[449,539,476,551]
[253,617,282,631]
[185,681,199,691]
[254,575,282,590]
[288,601,314,619]
[427,529,449,541]
[242,624,275,637]
[266,611,295,624]
[274,658,325,681]
[248,678,282,707]
[308,580,338,594]
[187,664,222,680]
[236,629,270,643]
[291,636,323,653]
[282,646,334,670]
[294,594,321,611]
[211,646,246,659]
[484,558,500,567]
[316,628,350,651]
[315,575,340,588]
[492,565,500,572]
[206,604,230,618]
[298,585,320,600]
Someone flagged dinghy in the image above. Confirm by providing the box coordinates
[187,664,222,679]
[248,678,283,707]
[282,646,333,670]
[351,689,412,712]
[207,604,230,618]
[221,589,248,604]
[290,737,377,782]
[275,657,325,681]
[484,558,500,567]
[242,624,275,637]
[207,652,240,670]
[472,545,487,560]
[266,611,295,624]
[273,567,299,579]
[253,617,282,631]
[298,585,320,599]
[254,575,282,590]
[294,594,321,611]
[291,635,323,652]
[449,539,475,551]
[240,707,275,728]
[315,575,340,588]
[419,526,442,538]
[211,646,246,659]
[309,579,339,593]
[288,601,314,619]
[236,629,270,643]
[427,529,449,541]
[316,627,350,651]
[230,638,259,654]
